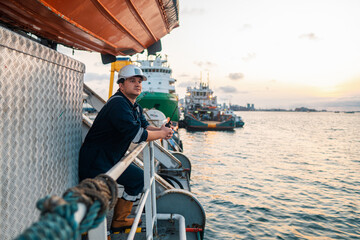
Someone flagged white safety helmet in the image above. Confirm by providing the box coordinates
[117,64,147,84]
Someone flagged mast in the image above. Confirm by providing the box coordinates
[207,72,209,88]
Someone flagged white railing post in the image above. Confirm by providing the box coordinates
[150,141,157,235]
[87,142,158,240]
[143,141,157,240]
[88,219,108,240]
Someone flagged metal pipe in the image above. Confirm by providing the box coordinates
[153,141,182,166]
[157,214,186,240]
[133,157,174,190]
[159,168,190,172]
[150,141,157,234]
[107,142,147,180]
[74,203,87,223]
[127,189,150,240]
[86,142,148,240]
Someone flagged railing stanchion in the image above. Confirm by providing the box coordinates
[88,218,107,240]
[150,141,157,234]
[143,143,154,240]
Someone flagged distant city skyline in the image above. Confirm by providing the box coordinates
[59,0,360,111]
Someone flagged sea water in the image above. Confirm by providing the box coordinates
[178,112,360,239]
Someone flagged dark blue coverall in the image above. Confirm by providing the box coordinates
[79,90,149,201]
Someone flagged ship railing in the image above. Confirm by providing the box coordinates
[84,141,187,240]
[82,84,186,239]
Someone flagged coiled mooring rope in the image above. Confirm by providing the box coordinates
[15,174,118,240]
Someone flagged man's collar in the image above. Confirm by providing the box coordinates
[116,90,138,109]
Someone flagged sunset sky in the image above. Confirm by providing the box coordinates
[60,0,360,111]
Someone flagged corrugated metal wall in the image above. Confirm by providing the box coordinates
[0,26,85,239]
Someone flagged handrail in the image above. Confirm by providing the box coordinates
[153,141,182,166]
[106,142,147,180]
[88,141,158,240]
[133,158,174,190]
[128,188,149,239]
[157,214,186,240]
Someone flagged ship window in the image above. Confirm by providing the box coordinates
[148,82,151,84]
[159,82,162,84]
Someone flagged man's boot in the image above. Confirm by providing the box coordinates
[111,198,140,232]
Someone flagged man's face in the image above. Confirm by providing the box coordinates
[120,76,143,99]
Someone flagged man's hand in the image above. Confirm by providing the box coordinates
[161,124,173,140]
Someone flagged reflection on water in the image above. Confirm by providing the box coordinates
[179,112,360,239]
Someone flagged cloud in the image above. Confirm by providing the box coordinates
[84,72,109,82]
[238,24,252,32]
[193,61,216,68]
[178,73,190,78]
[177,80,196,88]
[181,7,205,15]
[228,73,244,81]
[325,100,360,107]
[218,86,237,93]
[299,33,319,40]
[242,52,256,61]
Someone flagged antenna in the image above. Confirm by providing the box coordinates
[207,72,209,87]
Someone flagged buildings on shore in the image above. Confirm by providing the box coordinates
[229,104,327,112]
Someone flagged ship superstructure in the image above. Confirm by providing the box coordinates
[137,56,176,94]
[185,82,217,110]
[136,56,180,121]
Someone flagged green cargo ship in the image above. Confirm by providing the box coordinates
[136,56,180,121]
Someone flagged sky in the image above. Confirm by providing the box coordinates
[59,0,360,111]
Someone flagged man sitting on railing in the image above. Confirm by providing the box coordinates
[79,64,173,232]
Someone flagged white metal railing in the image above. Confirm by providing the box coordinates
[83,141,164,240]
[81,85,187,239]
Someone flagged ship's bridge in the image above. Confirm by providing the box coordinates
[137,56,177,94]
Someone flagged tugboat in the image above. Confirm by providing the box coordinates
[136,56,180,122]
[183,81,236,131]
[223,109,245,128]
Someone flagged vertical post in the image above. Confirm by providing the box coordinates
[88,218,108,240]
[149,141,157,234]
[109,63,115,99]
[143,143,153,240]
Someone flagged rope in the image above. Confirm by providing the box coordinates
[15,174,118,240]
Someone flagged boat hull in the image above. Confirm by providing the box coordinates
[236,121,245,127]
[137,92,179,122]
[184,115,235,131]
[0,0,179,56]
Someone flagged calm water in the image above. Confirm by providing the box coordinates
[178,112,360,240]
